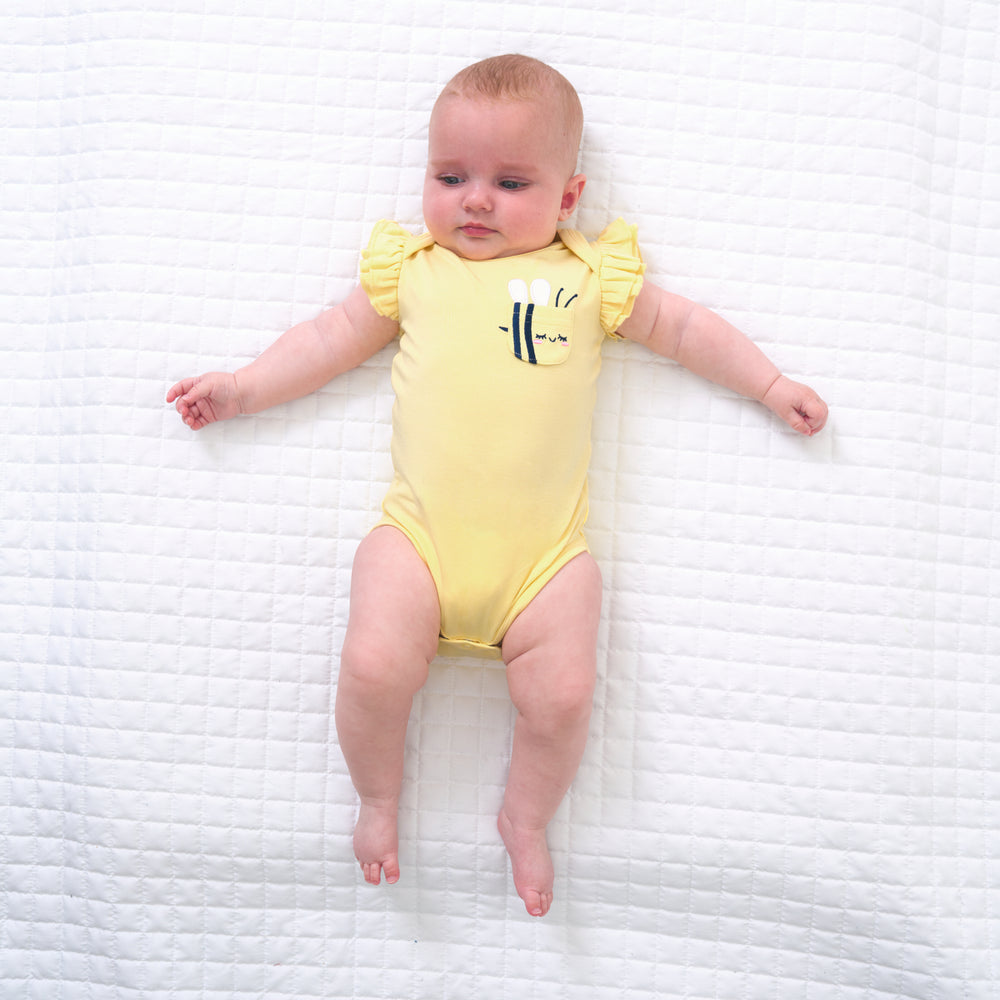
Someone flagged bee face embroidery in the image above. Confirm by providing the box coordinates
[499,278,576,365]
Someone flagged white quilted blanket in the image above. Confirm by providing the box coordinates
[4,2,998,997]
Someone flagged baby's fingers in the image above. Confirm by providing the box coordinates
[167,377,207,428]
[790,397,828,436]
[166,377,197,404]
[182,378,217,407]
[168,376,216,415]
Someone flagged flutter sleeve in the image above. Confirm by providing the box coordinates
[594,218,646,336]
[359,220,411,321]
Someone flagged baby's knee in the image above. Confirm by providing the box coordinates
[548,671,595,726]
[510,657,595,731]
[339,633,430,702]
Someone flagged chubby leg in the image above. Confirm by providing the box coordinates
[335,526,440,886]
[499,553,602,917]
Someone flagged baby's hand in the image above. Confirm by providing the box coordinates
[166,372,242,430]
[762,375,828,436]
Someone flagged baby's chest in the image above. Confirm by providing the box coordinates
[399,263,603,376]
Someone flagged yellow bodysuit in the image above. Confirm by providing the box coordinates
[360,218,644,658]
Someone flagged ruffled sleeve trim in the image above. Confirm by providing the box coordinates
[594,218,645,336]
[359,220,432,322]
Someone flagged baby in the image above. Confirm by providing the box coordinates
[168,54,828,918]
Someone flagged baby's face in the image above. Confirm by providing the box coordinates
[423,95,584,260]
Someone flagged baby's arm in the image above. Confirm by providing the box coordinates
[617,282,828,436]
[167,286,399,430]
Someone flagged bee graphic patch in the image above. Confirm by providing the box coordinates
[499,278,575,365]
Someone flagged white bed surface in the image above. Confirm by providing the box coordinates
[3,2,999,997]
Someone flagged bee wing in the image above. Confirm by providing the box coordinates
[508,279,529,303]
[530,279,551,307]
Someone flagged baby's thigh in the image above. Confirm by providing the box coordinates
[501,553,602,710]
[342,526,441,678]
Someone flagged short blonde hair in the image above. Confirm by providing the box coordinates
[434,54,584,174]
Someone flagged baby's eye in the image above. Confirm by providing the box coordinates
[499,180,526,190]
[438,175,462,186]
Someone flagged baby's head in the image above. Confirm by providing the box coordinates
[436,55,583,176]
[423,55,586,260]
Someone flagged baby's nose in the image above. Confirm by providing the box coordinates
[462,182,492,211]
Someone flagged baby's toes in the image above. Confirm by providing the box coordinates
[523,888,552,918]
[382,855,400,885]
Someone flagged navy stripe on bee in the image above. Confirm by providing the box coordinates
[524,304,537,364]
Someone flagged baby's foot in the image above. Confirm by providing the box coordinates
[497,808,554,917]
[353,798,400,886]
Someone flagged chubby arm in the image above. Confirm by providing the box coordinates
[617,281,828,436]
[167,285,399,430]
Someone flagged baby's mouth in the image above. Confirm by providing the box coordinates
[460,224,495,236]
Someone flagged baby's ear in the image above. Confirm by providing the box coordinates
[559,174,586,219]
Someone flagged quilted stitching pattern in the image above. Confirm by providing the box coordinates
[3,2,998,997]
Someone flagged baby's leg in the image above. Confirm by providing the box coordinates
[499,553,602,917]
[335,526,440,887]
